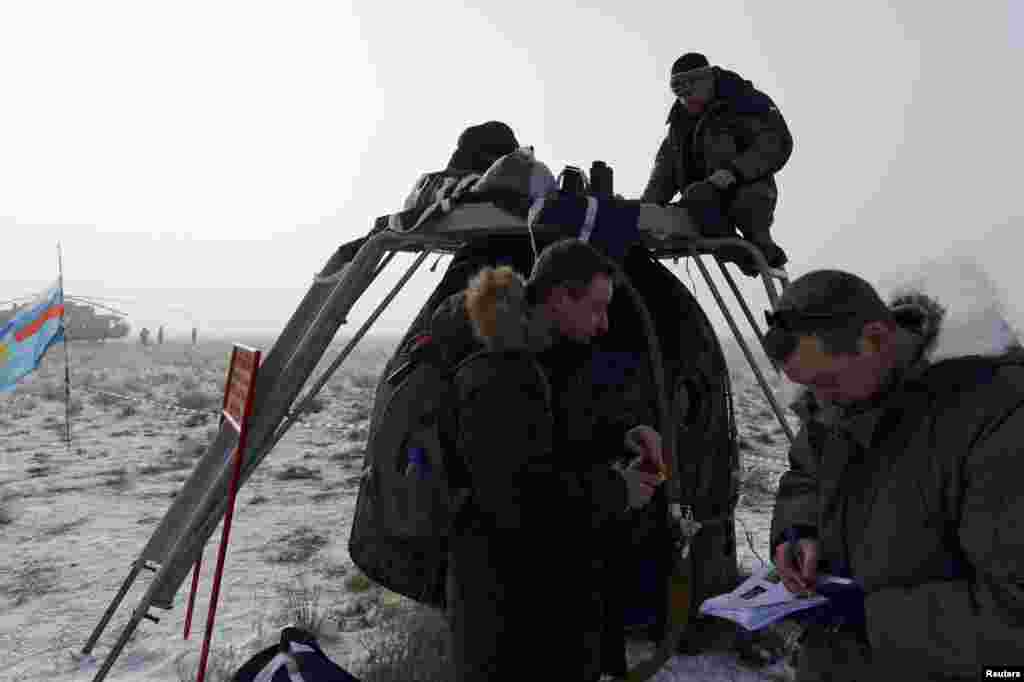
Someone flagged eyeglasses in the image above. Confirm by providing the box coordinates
[764,309,863,332]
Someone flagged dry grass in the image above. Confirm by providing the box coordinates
[328,446,364,464]
[275,464,322,481]
[301,394,328,414]
[266,526,330,564]
[100,466,135,491]
[0,493,15,526]
[0,559,60,606]
[348,371,379,391]
[173,645,248,682]
[344,571,374,594]
[183,411,210,428]
[318,561,351,581]
[90,390,124,408]
[356,603,454,682]
[176,389,217,412]
[42,516,90,538]
[116,403,138,418]
[345,426,368,442]
[738,462,780,504]
[0,336,411,677]
[274,577,333,642]
[17,397,40,412]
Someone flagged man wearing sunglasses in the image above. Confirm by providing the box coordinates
[765,269,1024,680]
[641,52,793,277]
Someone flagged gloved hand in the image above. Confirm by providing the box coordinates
[681,180,719,203]
[707,168,738,190]
[797,580,866,632]
[616,467,662,511]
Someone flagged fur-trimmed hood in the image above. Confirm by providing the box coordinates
[429,265,557,366]
[786,290,1022,421]
[462,266,556,353]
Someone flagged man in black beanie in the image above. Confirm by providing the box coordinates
[401,120,521,216]
[447,120,521,174]
[642,52,793,276]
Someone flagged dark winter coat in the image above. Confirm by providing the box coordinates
[432,270,635,682]
[641,68,793,237]
[771,305,1024,680]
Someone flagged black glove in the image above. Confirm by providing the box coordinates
[681,180,719,204]
[707,168,738,190]
[797,580,866,632]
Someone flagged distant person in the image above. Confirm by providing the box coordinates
[435,238,665,681]
[191,327,197,345]
[767,270,1024,679]
[641,52,793,276]
[157,325,164,345]
[139,327,150,346]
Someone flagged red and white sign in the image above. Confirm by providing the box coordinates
[184,344,262,682]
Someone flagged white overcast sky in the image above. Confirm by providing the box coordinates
[2,1,1022,340]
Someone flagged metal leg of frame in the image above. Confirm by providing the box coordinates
[268,248,432,454]
[692,255,796,445]
[372,250,397,279]
[90,608,152,682]
[81,562,145,655]
[713,257,780,374]
[761,270,788,309]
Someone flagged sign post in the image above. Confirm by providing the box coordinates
[182,344,261,682]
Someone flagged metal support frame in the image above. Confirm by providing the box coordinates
[82,241,429,682]
[80,562,147,656]
[682,245,795,444]
[82,206,798,680]
[272,249,431,453]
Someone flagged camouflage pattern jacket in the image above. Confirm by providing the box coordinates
[771,303,1024,678]
[641,67,793,205]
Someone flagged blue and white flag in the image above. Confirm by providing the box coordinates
[0,280,64,391]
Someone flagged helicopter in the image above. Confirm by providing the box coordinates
[0,295,131,343]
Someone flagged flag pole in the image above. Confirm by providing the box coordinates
[58,242,72,448]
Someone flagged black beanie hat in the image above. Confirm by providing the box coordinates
[671,52,710,75]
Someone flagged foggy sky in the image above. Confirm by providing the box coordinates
[3,1,1021,340]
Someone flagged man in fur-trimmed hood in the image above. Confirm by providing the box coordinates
[433,238,666,682]
[766,269,1024,680]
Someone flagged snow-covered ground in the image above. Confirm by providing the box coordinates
[1,337,798,681]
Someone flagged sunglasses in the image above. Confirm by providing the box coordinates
[764,309,864,331]
[670,68,713,96]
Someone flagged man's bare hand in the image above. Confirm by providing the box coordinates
[625,425,664,477]
[774,538,819,594]
[619,468,662,509]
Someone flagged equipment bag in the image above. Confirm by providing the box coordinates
[348,331,468,609]
[231,627,361,682]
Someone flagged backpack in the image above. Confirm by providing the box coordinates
[231,627,360,682]
[348,329,471,609]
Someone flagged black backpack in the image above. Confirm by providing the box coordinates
[348,235,544,609]
[348,329,469,609]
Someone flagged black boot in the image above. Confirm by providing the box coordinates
[749,239,788,270]
[723,237,787,277]
[730,203,788,274]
